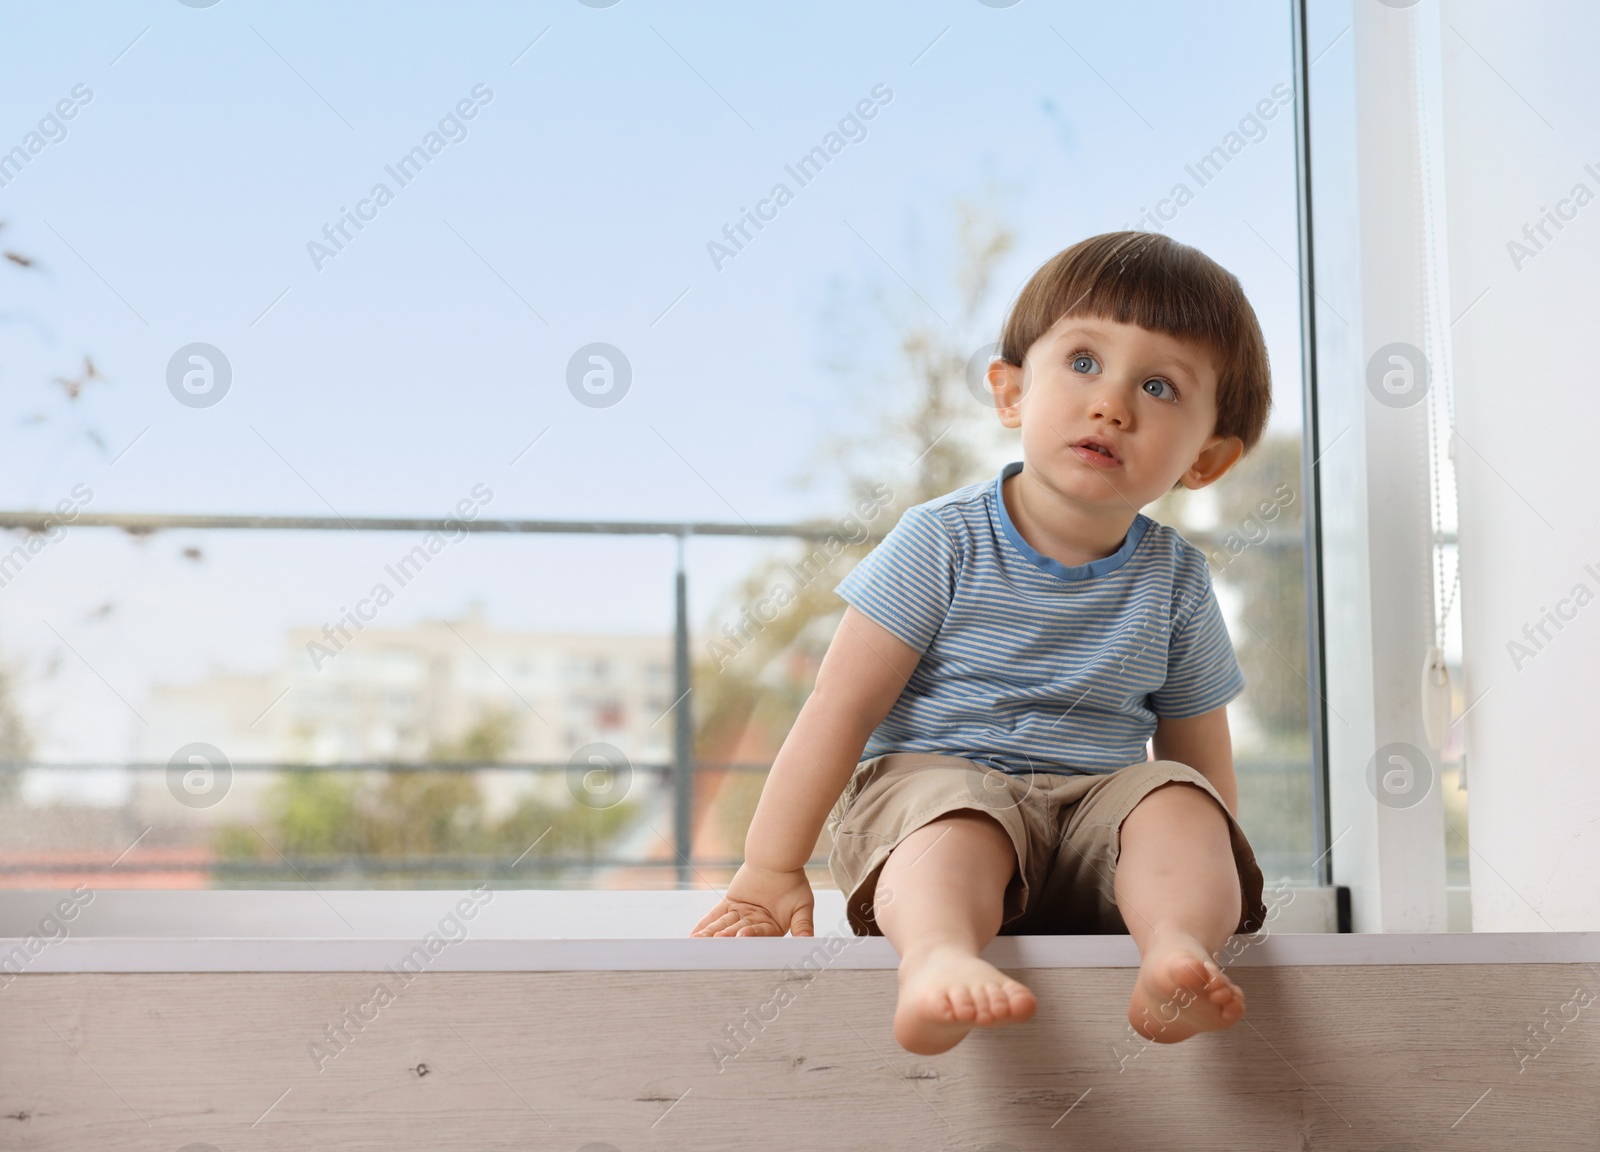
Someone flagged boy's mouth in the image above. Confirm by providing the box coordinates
[1070,437,1122,467]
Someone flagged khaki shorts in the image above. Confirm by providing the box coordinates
[826,752,1268,938]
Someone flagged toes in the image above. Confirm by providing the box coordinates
[1201,972,1243,1011]
[914,986,957,1023]
[972,986,1001,1022]
[948,986,978,1023]
[984,984,1011,1019]
[997,983,1029,1019]
[967,985,993,1020]
[1172,956,1210,989]
[1007,985,1037,1020]
[898,961,1035,1036]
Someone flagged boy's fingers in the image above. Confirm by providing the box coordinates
[692,886,803,937]
[690,906,727,930]
[691,905,738,935]
[695,910,773,938]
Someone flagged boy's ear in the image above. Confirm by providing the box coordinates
[988,358,1026,428]
[1179,434,1245,490]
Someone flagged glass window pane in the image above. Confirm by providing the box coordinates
[0,1,1314,892]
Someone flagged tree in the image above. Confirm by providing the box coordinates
[691,200,1020,856]
[1148,432,1311,748]
[1146,432,1316,877]
[0,217,113,794]
[0,662,31,799]
[690,208,1322,881]
[216,708,642,885]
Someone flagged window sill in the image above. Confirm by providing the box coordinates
[2,889,1584,973]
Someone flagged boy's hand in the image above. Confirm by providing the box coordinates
[689,862,815,938]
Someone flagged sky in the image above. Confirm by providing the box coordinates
[0,0,1308,761]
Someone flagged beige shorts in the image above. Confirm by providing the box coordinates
[826,752,1268,938]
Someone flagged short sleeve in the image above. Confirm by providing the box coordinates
[1147,577,1246,718]
[833,504,960,653]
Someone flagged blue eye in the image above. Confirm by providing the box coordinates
[1071,354,1099,374]
[1143,378,1178,401]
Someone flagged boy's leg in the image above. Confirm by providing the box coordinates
[1114,781,1247,1043]
[871,809,1038,1055]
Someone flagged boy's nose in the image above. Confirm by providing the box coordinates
[1089,387,1131,426]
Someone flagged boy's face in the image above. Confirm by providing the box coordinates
[988,315,1244,512]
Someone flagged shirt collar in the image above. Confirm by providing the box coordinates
[993,460,1150,582]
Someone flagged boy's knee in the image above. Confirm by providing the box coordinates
[930,806,1005,827]
[922,807,1013,846]
[1142,778,1211,803]
[885,808,1014,872]
[1129,779,1228,825]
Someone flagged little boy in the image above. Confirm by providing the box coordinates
[692,231,1273,1057]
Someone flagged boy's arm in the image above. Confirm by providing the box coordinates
[1151,704,1238,817]
[743,605,924,872]
[691,606,923,938]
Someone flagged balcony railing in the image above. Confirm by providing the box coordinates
[0,508,1358,887]
[0,758,1318,887]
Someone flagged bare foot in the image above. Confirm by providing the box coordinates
[1128,937,1245,1043]
[892,944,1037,1055]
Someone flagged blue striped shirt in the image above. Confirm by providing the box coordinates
[834,460,1245,776]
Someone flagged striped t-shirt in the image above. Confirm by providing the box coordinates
[834,460,1245,776]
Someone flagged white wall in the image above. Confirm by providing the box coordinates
[1440,1,1600,930]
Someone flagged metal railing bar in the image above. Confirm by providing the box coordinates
[0,510,885,543]
[0,759,1315,775]
[0,509,1458,549]
[0,761,771,773]
[0,857,819,874]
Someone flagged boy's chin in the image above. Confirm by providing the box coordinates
[1033,468,1157,509]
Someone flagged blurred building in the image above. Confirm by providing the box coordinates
[137,604,674,769]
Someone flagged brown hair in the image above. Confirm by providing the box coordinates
[998,231,1272,453]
